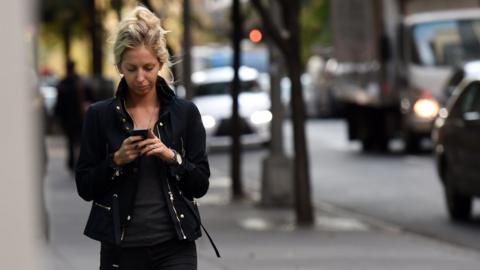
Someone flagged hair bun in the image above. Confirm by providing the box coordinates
[133,7,160,29]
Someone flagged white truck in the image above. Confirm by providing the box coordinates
[329,0,480,151]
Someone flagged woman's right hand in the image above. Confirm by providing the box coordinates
[113,136,144,166]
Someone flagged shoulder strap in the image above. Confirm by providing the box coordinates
[182,196,221,258]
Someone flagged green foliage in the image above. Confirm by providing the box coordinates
[39,0,90,41]
[301,0,331,63]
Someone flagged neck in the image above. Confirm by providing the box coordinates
[127,88,159,108]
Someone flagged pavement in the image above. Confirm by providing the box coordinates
[43,136,480,270]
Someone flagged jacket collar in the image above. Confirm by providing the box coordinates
[113,76,176,134]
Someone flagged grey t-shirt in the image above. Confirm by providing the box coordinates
[121,155,176,247]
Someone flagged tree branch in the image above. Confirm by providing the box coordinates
[250,0,288,55]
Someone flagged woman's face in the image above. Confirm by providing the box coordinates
[119,45,163,97]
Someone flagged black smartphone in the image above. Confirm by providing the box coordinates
[130,128,149,139]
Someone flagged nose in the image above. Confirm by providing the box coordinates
[136,70,145,83]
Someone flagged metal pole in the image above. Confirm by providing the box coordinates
[231,0,244,199]
[183,0,193,100]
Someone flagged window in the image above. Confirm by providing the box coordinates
[411,19,480,66]
[451,82,480,118]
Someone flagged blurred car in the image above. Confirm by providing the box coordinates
[442,61,480,105]
[433,76,480,221]
[257,72,319,118]
[191,66,272,148]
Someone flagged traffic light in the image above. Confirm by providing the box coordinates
[249,28,263,43]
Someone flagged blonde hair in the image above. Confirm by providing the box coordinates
[112,6,173,82]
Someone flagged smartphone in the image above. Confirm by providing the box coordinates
[130,128,149,139]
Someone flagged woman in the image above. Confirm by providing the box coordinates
[75,6,217,270]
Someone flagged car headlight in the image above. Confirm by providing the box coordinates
[201,115,216,129]
[413,98,440,119]
[250,110,272,125]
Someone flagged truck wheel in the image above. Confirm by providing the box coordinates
[444,168,472,221]
[404,132,421,153]
[361,137,375,152]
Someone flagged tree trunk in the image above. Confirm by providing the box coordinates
[88,0,103,76]
[112,0,122,21]
[286,1,314,225]
[251,0,314,224]
[62,21,72,69]
[231,0,244,200]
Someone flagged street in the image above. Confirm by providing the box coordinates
[44,118,480,269]
[208,119,480,251]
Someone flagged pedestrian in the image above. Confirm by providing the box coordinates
[55,60,91,171]
[75,6,218,270]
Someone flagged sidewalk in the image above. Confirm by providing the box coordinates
[44,136,480,270]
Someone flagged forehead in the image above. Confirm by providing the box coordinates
[121,45,159,65]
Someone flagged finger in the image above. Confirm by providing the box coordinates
[137,138,157,149]
[141,143,156,155]
[126,150,140,161]
[125,143,140,151]
[144,147,160,156]
[148,129,157,139]
[145,145,168,157]
[128,136,145,144]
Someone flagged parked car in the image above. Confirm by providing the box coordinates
[191,66,272,148]
[432,76,480,221]
[442,61,480,105]
[257,72,321,118]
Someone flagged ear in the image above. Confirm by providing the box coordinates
[157,57,164,71]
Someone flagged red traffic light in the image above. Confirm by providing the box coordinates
[249,29,263,43]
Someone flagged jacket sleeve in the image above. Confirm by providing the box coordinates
[75,105,118,201]
[172,102,210,199]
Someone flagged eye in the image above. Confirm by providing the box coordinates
[144,66,154,71]
[125,66,136,72]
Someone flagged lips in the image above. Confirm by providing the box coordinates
[137,85,150,90]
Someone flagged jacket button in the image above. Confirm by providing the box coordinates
[122,118,126,123]
[180,214,184,219]
[126,126,130,130]
[127,215,131,221]
[116,106,120,110]
[159,122,164,127]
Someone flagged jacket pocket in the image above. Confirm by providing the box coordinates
[84,202,115,243]
[177,195,202,238]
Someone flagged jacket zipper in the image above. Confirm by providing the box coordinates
[94,202,111,211]
[166,180,187,240]
[156,119,186,239]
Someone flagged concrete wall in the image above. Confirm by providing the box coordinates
[0,1,41,269]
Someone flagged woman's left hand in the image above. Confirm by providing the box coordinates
[137,129,175,162]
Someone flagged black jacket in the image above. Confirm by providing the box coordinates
[75,77,210,246]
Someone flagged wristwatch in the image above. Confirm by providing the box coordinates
[171,149,183,166]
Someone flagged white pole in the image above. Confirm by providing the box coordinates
[0,0,41,269]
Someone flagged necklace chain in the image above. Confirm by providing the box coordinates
[127,101,159,130]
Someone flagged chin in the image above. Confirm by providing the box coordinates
[133,87,152,96]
